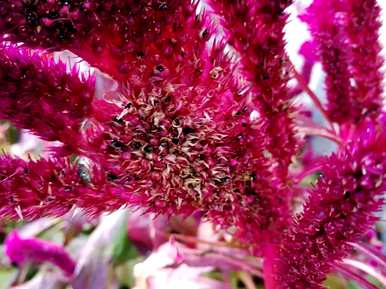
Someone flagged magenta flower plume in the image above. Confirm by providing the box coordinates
[0,44,95,154]
[207,0,297,175]
[0,154,140,218]
[0,0,170,80]
[302,0,384,124]
[0,156,83,219]
[301,0,352,124]
[344,0,384,120]
[270,118,386,288]
[0,0,212,82]
[4,230,76,277]
[0,0,290,252]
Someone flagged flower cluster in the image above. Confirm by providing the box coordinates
[0,0,385,288]
[0,0,290,248]
[0,44,95,154]
[208,0,297,175]
[302,0,384,124]
[272,118,386,288]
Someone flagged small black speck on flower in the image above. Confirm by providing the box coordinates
[107,172,119,181]
[143,144,153,154]
[112,116,124,125]
[130,140,142,150]
[110,140,126,150]
[155,64,165,72]
[182,126,195,135]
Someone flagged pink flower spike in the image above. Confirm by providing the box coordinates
[0,44,95,155]
[344,0,384,121]
[207,0,298,175]
[5,230,76,277]
[301,0,384,124]
[271,118,386,288]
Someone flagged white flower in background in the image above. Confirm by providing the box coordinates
[133,242,228,289]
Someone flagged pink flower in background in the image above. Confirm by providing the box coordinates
[5,231,75,277]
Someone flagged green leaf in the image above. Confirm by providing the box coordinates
[111,217,139,265]
[0,268,17,289]
[324,274,347,289]
[347,281,362,289]
[115,257,143,288]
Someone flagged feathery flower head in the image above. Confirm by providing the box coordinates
[0,0,296,253]
[83,77,288,241]
[343,0,384,121]
[207,0,298,175]
[301,0,353,124]
[302,0,384,124]
[0,0,212,82]
[0,44,95,154]
[0,1,385,288]
[272,116,386,288]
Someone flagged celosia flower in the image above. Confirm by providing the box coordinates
[0,1,289,253]
[302,0,384,124]
[4,230,75,276]
[0,0,170,80]
[344,0,384,120]
[0,0,385,288]
[301,0,353,124]
[0,44,95,155]
[270,118,386,288]
[0,0,214,83]
[207,0,298,175]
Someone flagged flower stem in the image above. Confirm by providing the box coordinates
[297,126,342,145]
[341,258,386,287]
[335,262,381,289]
[289,61,334,131]
[349,242,386,268]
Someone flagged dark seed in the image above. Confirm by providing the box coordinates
[111,140,126,150]
[107,172,119,181]
[155,64,165,72]
[163,95,172,102]
[136,51,145,58]
[182,127,195,135]
[112,116,124,125]
[143,145,153,154]
[200,29,209,39]
[130,140,142,150]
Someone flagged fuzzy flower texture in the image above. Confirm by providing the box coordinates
[0,0,385,288]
